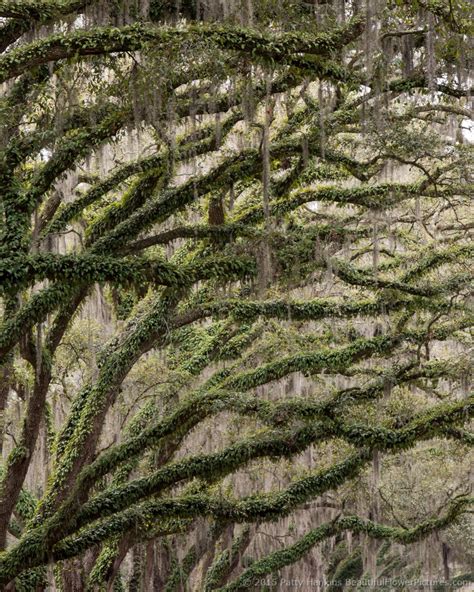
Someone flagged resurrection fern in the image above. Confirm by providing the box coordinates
[0,0,472,589]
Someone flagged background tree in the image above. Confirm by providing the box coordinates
[0,0,473,589]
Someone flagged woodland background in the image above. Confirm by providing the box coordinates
[0,0,473,590]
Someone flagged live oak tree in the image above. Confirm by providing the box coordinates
[0,0,473,589]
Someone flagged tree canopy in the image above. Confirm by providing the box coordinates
[0,0,473,589]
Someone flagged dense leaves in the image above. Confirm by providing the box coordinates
[0,0,472,589]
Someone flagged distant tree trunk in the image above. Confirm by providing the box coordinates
[129,544,144,592]
[106,537,132,591]
[442,542,450,582]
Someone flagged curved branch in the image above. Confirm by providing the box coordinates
[220,498,473,591]
[0,19,364,85]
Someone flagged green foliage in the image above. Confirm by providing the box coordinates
[0,1,472,588]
